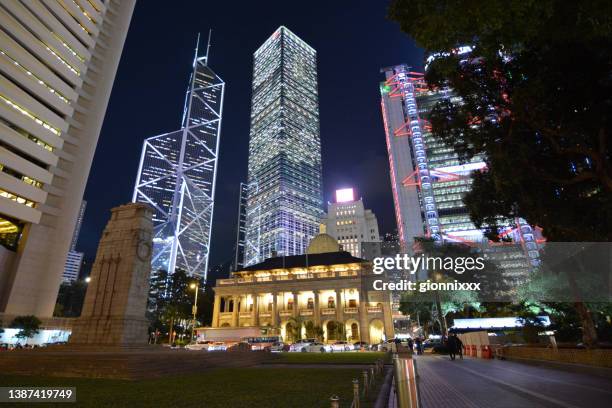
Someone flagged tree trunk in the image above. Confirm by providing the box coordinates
[573,301,598,347]
[567,261,598,348]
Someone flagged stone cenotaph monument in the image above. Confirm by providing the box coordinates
[0,203,273,379]
[70,202,153,346]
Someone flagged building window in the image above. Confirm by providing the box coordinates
[351,323,359,341]
[287,299,293,310]
[328,296,335,308]
[348,299,357,308]
[0,214,23,251]
[307,297,314,310]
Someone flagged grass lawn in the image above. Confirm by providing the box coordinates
[273,351,390,365]
[0,367,360,408]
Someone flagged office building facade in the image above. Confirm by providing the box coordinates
[62,199,86,282]
[0,0,135,316]
[380,65,487,246]
[243,26,323,266]
[133,37,224,279]
[69,199,86,251]
[62,250,83,282]
[233,182,247,271]
[380,64,541,271]
[321,188,381,258]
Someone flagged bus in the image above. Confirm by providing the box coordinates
[242,336,282,351]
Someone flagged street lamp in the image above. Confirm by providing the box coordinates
[189,282,199,342]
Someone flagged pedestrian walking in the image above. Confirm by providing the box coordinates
[415,337,423,355]
[456,334,464,359]
[447,334,458,361]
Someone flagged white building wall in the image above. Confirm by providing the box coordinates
[322,198,381,258]
[0,0,136,317]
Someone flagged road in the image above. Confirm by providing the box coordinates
[414,355,612,408]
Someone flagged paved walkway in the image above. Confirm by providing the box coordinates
[415,355,612,408]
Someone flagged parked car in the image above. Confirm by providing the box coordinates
[289,338,317,352]
[329,341,352,352]
[207,341,228,351]
[301,342,330,353]
[423,339,441,349]
[227,342,252,352]
[186,341,213,351]
[353,341,369,350]
[377,340,395,352]
[266,341,286,352]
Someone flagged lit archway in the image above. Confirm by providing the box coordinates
[284,321,297,343]
[369,319,385,344]
[325,320,345,342]
[344,319,360,342]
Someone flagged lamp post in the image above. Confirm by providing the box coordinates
[189,282,199,342]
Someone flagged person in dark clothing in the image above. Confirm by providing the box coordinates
[447,334,458,360]
[455,335,464,359]
[408,338,414,353]
[415,337,423,355]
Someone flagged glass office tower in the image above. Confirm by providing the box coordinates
[133,38,224,278]
[243,26,323,266]
[380,64,541,274]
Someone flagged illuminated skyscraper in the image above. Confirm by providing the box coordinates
[380,64,541,270]
[243,26,323,265]
[233,182,247,271]
[62,200,86,282]
[133,34,224,278]
[380,65,486,246]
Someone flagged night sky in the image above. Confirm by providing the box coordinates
[79,1,424,278]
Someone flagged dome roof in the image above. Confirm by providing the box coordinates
[306,233,340,255]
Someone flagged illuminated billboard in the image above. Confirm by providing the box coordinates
[336,188,355,203]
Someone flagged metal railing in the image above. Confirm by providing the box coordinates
[328,358,386,408]
[321,307,336,315]
[217,270,361,285]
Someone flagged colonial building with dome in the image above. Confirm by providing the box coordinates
[208,234,395,344]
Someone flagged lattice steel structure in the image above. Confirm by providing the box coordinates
[243,26,323,266]
[133,35,224,278]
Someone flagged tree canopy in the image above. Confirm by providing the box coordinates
[389,0,612,241]
[10,315,41,340]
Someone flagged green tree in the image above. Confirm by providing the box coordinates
[193,285,215,327]
[10,315,41,343]
[147,268,206,342]
[54,280,87,317]
[285,316,306,342]
[161,304,184,345]
[389,0,612,347]
[324,321,345,342]
[304,320,324,341]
